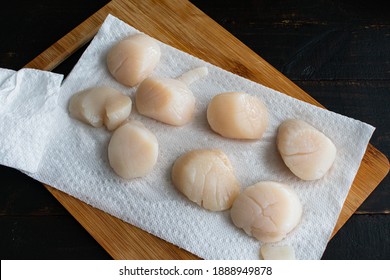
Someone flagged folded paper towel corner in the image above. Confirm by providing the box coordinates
[0,68,63,173]
[0,14,375,260]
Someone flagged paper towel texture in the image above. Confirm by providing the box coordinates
[0,68,63,173]
[1,15,375,259]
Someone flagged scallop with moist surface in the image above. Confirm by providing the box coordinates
[230,181,302,243]
[135,67,208,126]
[260,244,296,260]
[277,119,337,180]
[135,77,195,126]
[207,92,269,140]
[108,120,158,179]
[107,34,161,87]
[68,86,132,131]
[171,149,240,211]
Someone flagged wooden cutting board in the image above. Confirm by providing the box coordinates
[26,0,389,259]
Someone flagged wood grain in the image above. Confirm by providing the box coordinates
[25,0,389,259]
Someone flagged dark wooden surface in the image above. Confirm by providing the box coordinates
[0,0,389,260]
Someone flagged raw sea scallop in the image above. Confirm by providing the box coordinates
[207,92,269,140]
[68,86,132,131]
[107,34,161,87]
[171,149,240,211]
[230,181,302,243]
[260,244,296,260]
[135,67,208,126]
[277,119,337,180]
[108,120,158,179]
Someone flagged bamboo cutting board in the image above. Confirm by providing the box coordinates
[26,0,389,259]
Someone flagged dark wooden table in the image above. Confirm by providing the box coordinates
[0,0,389,260]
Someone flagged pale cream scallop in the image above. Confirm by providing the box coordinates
[135,67,208,126]
[107,34,161,87]
[68,86,132,131]
[260,244,296,260]
[108,120,158,179]
[135,77,195,126]
[104,94,133,131]
[230,181,302,243]
[277,119,337,180]
[171,149,240,211]
[207,92,269,140]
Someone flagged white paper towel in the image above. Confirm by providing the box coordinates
[0,68,63,173]
[0,15,375,259]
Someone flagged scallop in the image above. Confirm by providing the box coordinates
[171,149,240,211]
[230,181,302,243]
[108,120,158,179]
[135,67,208,126]
[207,92,269,139]
[107,34,161,87]
[277,119,337,180]
[260,244,296,260]
[68,86,132,131]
